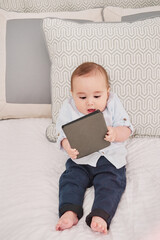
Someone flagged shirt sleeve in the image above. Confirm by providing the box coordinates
[112,94,134,135]
[56,99,72,149]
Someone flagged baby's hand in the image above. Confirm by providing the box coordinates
[67,148,79,160]
[62,138,79,159]
[104,126,116,142]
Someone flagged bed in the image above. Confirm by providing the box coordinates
[0,118,160,240]
[0,1,160,240]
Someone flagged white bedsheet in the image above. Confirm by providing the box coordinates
[0,118,160,240]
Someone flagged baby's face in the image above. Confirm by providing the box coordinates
[71,71,109,115]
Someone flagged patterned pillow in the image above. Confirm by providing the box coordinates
[25,0,160,12]
[0,8,102,120]
[24,0,105,12]
[43,17,160,141]
[0,0,25,12]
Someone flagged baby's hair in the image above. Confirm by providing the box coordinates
[71,62,110,91]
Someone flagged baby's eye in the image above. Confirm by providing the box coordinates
[80,96,86,99]
[94,95,101,98]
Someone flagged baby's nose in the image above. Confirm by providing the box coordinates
[87,98,93,106]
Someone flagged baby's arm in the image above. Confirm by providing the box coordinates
[56,98,79,159]
[104,126,131,143]
[62,138,79,159]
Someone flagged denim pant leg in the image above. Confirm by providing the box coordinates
[86,157,126,229]
[59,159,90,219]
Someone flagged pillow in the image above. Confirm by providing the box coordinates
[0,8,103,119]
[25,0,160,13]
[24,0,107,12]
[0,0,25,12]
[43,18,160,141]
[103,6,160,22]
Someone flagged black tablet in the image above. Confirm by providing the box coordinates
[62,110,110,158]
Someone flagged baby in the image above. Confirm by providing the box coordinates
[55,62,133,234]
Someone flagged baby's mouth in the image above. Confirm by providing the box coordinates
[87,109,96,113]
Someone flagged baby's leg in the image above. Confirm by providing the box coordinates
[86,157,126,233]
[57,159,90,230]
[56,211,78,231]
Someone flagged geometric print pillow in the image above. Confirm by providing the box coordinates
[43,17,160,141]
[0,0,25,12]
[25,0,160,12]
[24,0,105,12]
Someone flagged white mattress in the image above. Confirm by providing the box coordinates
[0,118,160,240]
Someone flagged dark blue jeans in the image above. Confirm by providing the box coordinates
[59,156,126,229]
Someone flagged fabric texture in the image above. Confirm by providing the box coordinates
[0,0,25,12]
[103,6,160,22]
[0,8,102,119]
[24,0,160,12]
[43,17,160,139]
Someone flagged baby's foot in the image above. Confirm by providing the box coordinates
[56,211,78,231]
[91,216,108,234]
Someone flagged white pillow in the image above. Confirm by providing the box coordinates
[0,0,25,12]
[0,8,102,119]
[103,6,160,22]
[24,0,104,12]
[43,17,160,140]
[25,0,160,12]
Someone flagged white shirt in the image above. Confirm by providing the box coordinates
[56,92,134,169]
